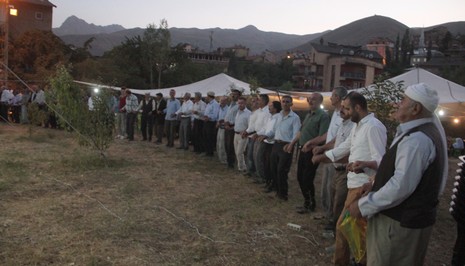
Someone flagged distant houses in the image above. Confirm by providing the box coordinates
[290,42,384,91]
[7,0,55,38]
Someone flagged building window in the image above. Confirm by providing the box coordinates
[35,12,43,20]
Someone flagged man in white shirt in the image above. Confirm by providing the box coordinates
[216,97,230,164]
[348,83,448,266]
[191,92,207,153]
[0,87,13,122]
[256,100,282,192]
[224,89,241,168]
[175,93,193,150]
[242,96,259,176]
[248,94,272,183]
[121,89,139,141]
[233,96,251,172]
[312,92,387,266]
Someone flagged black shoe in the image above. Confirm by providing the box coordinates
[324,222,335,231]
[296,206,311,214]
[176,147,184,149]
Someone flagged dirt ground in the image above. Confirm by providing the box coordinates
[0,124,458,265]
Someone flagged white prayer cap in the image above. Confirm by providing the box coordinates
[404,83,439,113]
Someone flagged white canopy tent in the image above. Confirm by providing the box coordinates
[280,68,465,118]
[386,68,465,122]
[75,73,277,97]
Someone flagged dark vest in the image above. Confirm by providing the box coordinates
[141,99,153,115]
[372,122,444,229]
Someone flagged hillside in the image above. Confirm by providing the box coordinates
[291,15,408,52]
[53,15,126,36]
[54,15,465,57]
[56,23,324,56]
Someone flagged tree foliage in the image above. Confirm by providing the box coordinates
[48,66,115,158]
[10,30,68,82]
[143,20,172,88]
[361,76,404,145]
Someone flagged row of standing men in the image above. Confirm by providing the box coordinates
[115,83,448,266]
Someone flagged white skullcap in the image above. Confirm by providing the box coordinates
[404,83,439,113]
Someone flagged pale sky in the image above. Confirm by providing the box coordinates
[51,0,464,35]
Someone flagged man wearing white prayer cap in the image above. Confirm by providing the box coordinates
[348,83,448,266]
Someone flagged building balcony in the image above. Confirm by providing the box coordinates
[340,72,365,80]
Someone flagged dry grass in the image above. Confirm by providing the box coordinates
[0,124,457,265]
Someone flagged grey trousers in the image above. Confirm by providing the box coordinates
[367,213,433,266]
[178,117,191,149]
[320,163,336,219]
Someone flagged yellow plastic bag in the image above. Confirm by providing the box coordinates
[338,211,367,263]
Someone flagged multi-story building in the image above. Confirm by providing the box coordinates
[366,37,394,65]
[292,42,384,91]
[5,0,55,39]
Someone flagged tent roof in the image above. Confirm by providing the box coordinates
[148,73,276,97]
[388,68,465,104]
[75,73,277,97]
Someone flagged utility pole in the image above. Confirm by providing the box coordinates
[0,0,10,85]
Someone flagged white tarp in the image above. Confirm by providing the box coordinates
[75,73,277,97]
[388,68,465,104]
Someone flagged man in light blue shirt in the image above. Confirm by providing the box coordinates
[268,95,301,201]
[202,91,220,156]
[164,89,181,147]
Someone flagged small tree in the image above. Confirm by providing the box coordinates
[248,76,260,96]
[361,77,404,145]
[48,65,115,159]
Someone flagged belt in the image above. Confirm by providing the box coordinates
[275,140,290,144]
[235,131,242,134]
[334,165,346,171]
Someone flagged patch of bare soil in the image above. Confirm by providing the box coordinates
[0,124,457,265]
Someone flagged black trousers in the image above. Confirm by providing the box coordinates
[225,128,236,166]
[140,114,153,140]
[0,103,9,122]
[203,121,216,155]
[126,112,137,140]
[297,149,319,207]
[193,119,204,152]
[270,142,293,198]
[263,142,274,187]
[452,222,465,266]
[154,118,164,143]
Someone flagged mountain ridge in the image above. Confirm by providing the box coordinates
[54,15,465,57]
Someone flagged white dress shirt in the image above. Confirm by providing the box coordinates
[176,99,193,118]
[257,112,280,144]
[32,90,45,105]
[249,105,271,135]
[358,118,438,218]
[326,108,343,143]
[325,113,387,188]
[192,100,206,120]
[1,90,14,103]
[246,109,259,134]
[234,108,251,132]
